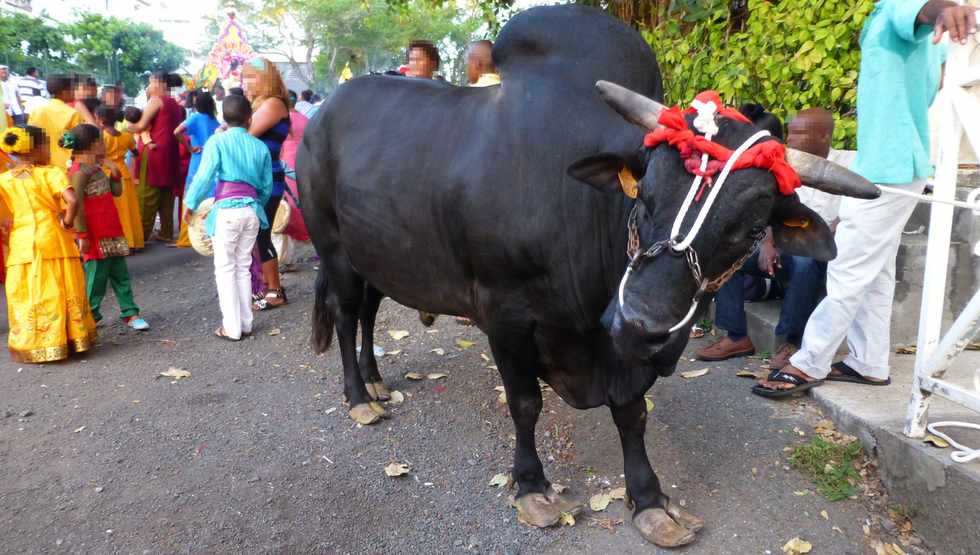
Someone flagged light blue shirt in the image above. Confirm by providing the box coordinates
[184,127,273,236]
[853,0,946,184]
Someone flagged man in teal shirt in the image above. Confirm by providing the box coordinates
[756,0,977,397]
[185,94,273,341]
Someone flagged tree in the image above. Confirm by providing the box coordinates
[65,14,187,95]
[0,12,74,75]
[213,0,480,92]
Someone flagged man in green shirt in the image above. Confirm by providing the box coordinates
[756,0,978,397]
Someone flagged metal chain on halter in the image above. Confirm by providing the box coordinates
[625,202,765,294]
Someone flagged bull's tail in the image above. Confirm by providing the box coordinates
[311,265,335,353]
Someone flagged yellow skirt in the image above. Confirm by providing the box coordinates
[6,257,97,363]
[113,174,145,250]
[175,209,191,248]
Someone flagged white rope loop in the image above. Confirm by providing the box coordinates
[927,421,980,463]
[669,129,771,252]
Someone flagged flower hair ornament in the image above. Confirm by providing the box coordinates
[1,127,33,155]
[59,131,77,150]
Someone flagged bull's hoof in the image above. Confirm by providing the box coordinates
[633,508,697,548]
[666,500,704,533]
[368,401,388,417]
[365,381,391,402]
[514,488,585,528]
[349,403,384,425]
[418,311,438,327]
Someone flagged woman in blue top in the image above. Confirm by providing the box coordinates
[175,92,221,187]
[242,57,291,310]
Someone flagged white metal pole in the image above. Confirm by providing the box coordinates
[904,41,968,438]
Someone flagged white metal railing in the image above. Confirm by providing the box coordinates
[903,31,980,445]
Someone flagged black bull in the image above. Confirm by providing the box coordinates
[296,5,877,547]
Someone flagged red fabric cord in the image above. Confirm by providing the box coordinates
[642,91,801,196]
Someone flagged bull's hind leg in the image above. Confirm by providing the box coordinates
[358,284,390,401]
[322,254,387,425]
[610,399,703,547]
[489,334,584,528]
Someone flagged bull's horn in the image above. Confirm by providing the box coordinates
[596,80,666,131]
[785,148,880,199]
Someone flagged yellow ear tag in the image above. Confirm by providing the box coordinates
[618,167,638,199]
[783,217,810,229]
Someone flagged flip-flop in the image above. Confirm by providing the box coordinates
[826,362,891,386]
[751,369,824,399]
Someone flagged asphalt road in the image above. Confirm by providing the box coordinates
[0,244,924,554]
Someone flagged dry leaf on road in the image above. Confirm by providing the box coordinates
[820,510,829,520]
[488,473,511,488]
[73,426,86,433]
[430,348,446,356]
[427,373,448,380]
[644,396,655,412]
[404,372,424,380]
[267,328,281,336]
[386,350,402,356]
[589,493,612,512]
[455,338,476,349]
[736,369,766,379]
[558,512,575,526]
[608,487,627,500]
[480,353,491,362]
[872,541,908,555]
[388,390,405,405]
[680,368,710,379]
[923,434,950,448]
[159,368,191,380]
[895,346,917,355]
[384,462,410,477]
[387,330,410,340]
[781,537,813,554]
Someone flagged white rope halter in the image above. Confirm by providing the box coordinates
[616,99,771,334]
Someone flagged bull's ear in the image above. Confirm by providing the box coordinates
[567,153,643,197]
[769,194,836,262]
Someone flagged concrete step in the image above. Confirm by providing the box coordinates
[743,300,781,355]
[810,353,980,555]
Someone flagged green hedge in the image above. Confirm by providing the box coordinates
[643,0,874,148]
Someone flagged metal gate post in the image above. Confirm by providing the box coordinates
[904,37,969,438]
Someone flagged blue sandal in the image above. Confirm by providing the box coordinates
[752,369,824,399]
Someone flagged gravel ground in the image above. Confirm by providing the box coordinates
[0,244,924,554]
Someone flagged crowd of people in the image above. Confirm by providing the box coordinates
[0,56,318,361]
[0,37,501,363]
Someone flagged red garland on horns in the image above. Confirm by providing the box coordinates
[643,91,801,196]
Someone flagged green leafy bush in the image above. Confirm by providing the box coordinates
[642,0,874,148]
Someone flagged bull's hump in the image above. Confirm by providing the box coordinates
[493,4,663,100]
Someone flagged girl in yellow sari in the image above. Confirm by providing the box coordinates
[0,126,96,363]
[98,106,144,251]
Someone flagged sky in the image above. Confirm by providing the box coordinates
[34,0,221,70]
[35,0,565,74]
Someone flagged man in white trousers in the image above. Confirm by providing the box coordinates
[184,95,273,341]
[754,0,979,398]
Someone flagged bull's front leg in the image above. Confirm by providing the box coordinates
[610,399,703,547]
[492,337,584,528]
